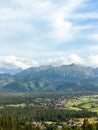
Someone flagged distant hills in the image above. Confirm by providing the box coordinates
[0,62,23,75]
[0,64,98,93]
[0,68,22,75]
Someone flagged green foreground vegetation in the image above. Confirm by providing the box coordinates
[0,115,98,130]
[0,93,98,130]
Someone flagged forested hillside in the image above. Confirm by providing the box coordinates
[0,64,98,93]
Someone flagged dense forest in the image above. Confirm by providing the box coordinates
[0,115,98,130]
[0,107,96,122]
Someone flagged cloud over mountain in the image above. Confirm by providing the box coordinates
[88,55,98,67]
[40,54,84,66]
[0,56,38,70]
[0,54,98,72]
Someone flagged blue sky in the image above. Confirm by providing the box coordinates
[0,0,98,68]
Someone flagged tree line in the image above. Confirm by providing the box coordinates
[0,107,96,122]
[0,115,98,130]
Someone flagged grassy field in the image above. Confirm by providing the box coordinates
[6,103,26,107]
[65,95,98,113]
[76,118,98,124]
[45,118,98,125]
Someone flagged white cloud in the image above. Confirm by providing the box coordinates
[73,24,94,33]
[74,12,98,19]
[88,55,98,67]
[0,0,98,61]
[88,33,98,41]
[0,56,39,69]
[51,19,73,40]
[0,54,85,70]
[10,0,51,10]
[0,7,35,42]
[39,54,98,68]
[0,0,86,44]
[66,0,84,12]
[40,54,84,66]
[66,54,84,64]
[48,0,85,41]
[1,54,98,70]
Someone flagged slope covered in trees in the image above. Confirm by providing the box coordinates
[0,115,98,130]
[0,64,98,93]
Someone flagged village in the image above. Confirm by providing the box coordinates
[31,118,83,129]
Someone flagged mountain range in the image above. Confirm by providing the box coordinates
[0,64,98,93]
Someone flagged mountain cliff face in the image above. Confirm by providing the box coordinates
[0,64,98,93]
